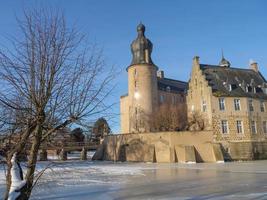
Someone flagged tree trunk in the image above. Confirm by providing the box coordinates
[4,124,36,200]
[18,123,43,200]
[4,156,12,200]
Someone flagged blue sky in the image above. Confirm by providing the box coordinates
[0,0,267,132]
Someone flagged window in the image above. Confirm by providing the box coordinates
[134,81,137,89]
[229,84,232,91]
[248,99,254,111]
[221,120,228,134]
[202,100,207,112]
[260,101,265,112]
[246,86,252,93]
[234,99,241,111]
[172,96,177,105]
[134,69,137,77]
[219,98,225,111]
[191,105,195,112]
[251,121,257,134]
[160,95,164,103]
[263,121,267,134]
[236,120,243,134]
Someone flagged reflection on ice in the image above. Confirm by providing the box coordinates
[1,160,267,200]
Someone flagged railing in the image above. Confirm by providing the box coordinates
[0,141,99,151]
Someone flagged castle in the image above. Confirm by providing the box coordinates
[93,23,267,162]
[117,23,267,160]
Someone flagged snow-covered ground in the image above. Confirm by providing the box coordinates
[1,159,267,200]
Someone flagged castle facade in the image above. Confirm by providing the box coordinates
[120,23,267,149]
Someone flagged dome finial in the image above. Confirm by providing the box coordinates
[219,49,231,67]
[137,22,145,35]
[127,23,156,70]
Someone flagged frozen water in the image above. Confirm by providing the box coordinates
[1,160,267,199]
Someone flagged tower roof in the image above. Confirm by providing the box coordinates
[128,23,156,69]
[219,51,231,67]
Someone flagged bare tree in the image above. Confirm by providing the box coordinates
[0,8,115,200]
[187,111,205,131]
[151,103,187,132]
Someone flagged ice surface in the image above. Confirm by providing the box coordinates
[1,160,267,200]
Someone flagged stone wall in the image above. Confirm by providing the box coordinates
[94,131,225,163]
[222,141,267,160]
[93,131,267,162]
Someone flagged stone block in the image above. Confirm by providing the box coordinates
[212,144,224,162]
[184,146,196,163]
[125,141,155,162]
[92,144,104,160]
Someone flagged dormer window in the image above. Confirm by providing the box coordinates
[166,86,171,92]
[253,87,256,93]
[229,84,232,91]
[246,86,252,93]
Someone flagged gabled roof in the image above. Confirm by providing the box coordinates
[200,64,267,99]
[157,77,187,94]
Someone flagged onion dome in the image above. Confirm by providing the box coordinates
[129,23,155,68]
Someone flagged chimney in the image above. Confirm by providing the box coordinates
[157,70,164,78]
[250,61,258,72]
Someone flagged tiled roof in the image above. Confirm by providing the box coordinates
[157,77,188,93]
[200,64,267,99]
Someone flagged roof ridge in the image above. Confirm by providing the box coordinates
[200,63,254,72]
[159,77,188,84]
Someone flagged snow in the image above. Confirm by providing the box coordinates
[8,154,26,200]
[1,160,267,199]
[47,151,95,160]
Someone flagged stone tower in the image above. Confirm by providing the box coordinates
[122,23,158,133]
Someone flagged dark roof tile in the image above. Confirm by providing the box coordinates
[157,77,187,93]
[200,64,267,99]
